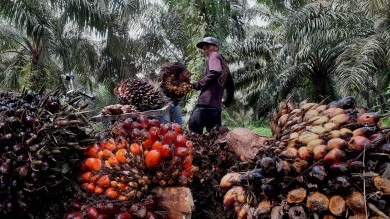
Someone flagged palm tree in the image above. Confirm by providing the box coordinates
[233,1,384,118]
[0,0,157,91]
[333,0,390,110]
[0,0,102,91]
[275,1,371,100]
[224,2,286,116]
[160,0,252,62]
[0,1,54,90]
[0,25,29,91]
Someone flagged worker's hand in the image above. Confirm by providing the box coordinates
[222,99,228,108]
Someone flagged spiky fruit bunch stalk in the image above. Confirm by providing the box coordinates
[220,96,390,218]
[114,78,166,111]
[0,90,94,217]
[160,62,192,99]
[73,115,197,218]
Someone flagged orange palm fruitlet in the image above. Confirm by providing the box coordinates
[160,144,172,158]
[151,141,163,151]
[85,158,101,171]
[85,144,99,157]
[130,143,141,155]
[116,149,127,163]
[94,186,104,195]
[79,172,92,183]
[116,136,128,149]
[86,183,96,193]
[145,150,162,168]
[105,188,119,199]
[96,175,110,188]
[108,156,119,165]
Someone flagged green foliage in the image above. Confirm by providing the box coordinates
[93,83,118,115]
[221,106,272,137]
[387,84,390,101]
[383,118,390,127]
[251,126,272,137]
[233,0,390,118]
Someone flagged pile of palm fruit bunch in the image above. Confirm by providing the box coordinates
[101,104,138,115]
[114,78,166,111]
[0,89,95,218]
[186,127,249,219]
[63,115,198,218]
[220,96,390,219]
[159,62,192,99]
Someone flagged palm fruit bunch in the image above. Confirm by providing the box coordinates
[220,96,390,219]
[186,127,245,219]
[114,78,166,111]
[159,62,192,99]
[67,115,197,218]
[64,194,160,219]
[101,104,138,115]
[0,89,94,218]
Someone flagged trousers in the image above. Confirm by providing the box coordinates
[189,105,221,134]
[159,102,183,125]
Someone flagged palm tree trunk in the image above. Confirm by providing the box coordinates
[28,65,45,91]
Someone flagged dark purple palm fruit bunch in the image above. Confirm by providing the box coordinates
[114,78,166,111]
[187,127,246,219]
[0,89,95,218]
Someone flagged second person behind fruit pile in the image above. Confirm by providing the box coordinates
[159,62,192,125]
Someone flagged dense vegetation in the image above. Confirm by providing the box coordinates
[0,0,389,128]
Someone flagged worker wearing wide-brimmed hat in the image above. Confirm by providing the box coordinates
[189,36,235,134]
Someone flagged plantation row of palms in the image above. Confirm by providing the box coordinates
[0,0,389,124]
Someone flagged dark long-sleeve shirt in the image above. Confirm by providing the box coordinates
[192,52,234,109]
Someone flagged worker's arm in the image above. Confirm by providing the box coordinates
[192,52,222,90]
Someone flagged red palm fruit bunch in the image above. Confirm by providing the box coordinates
[64,194,161,219]
[220,96,390,219]
[74,115,197,218]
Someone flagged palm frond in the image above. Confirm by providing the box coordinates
[374,17,390,44]
[364,0,390,16]
[242,3,283,25]
[0,24,29,51]
[0,0,56,40]
[285,1,371,53]
[54,0,107,34]
[334,35,387,99]
[229,34,274,61]
[0,55,26,91]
